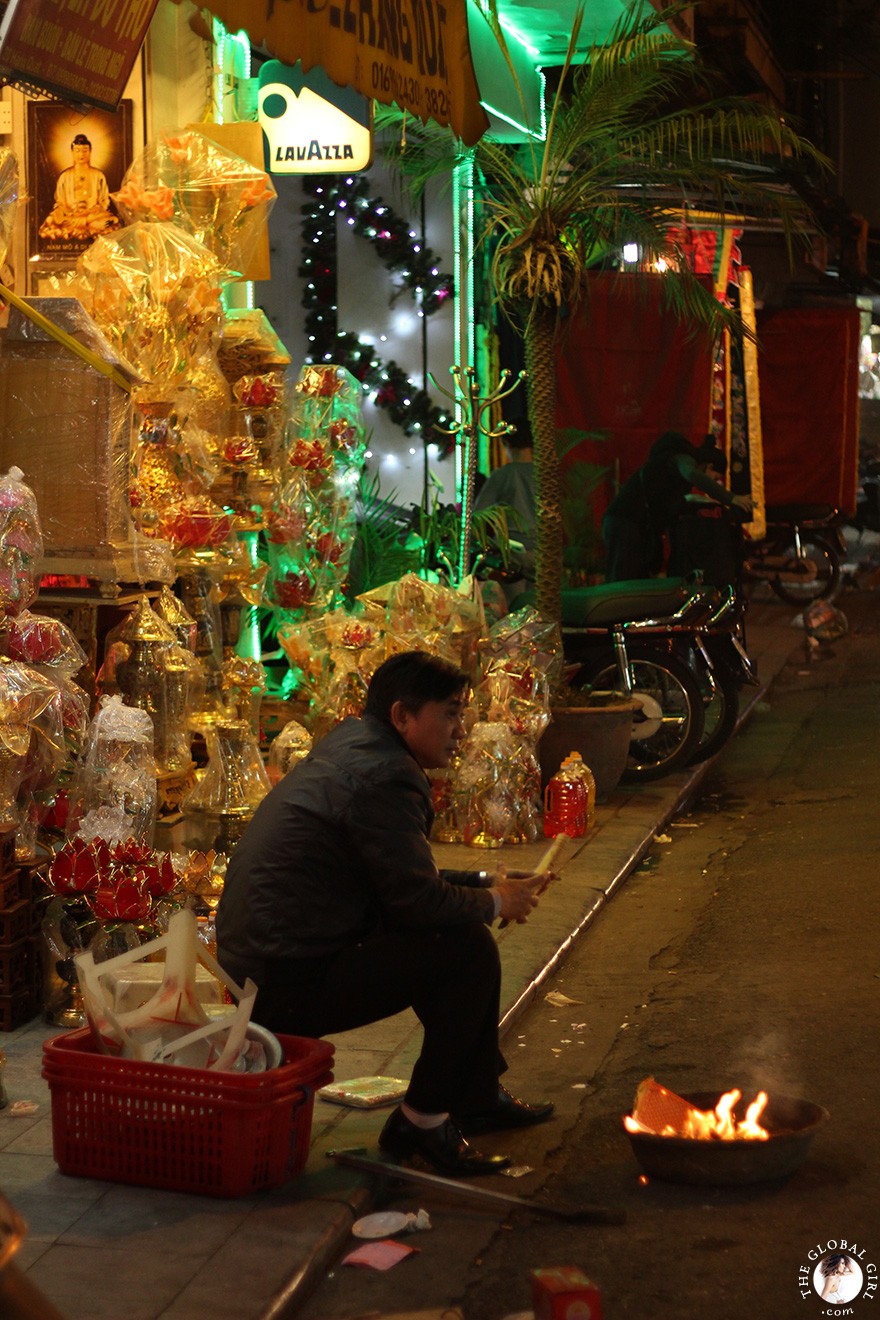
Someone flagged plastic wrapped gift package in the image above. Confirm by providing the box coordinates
[113,128,277,280]
[265,363,365,622]
[80,221,226,401]
[266,720,312,784]
[66,695,158,847]
[181,718,270,855]
[0,655,62,830]
[452,721,541,848]
[0,467,43,618]
[4,609,87,677]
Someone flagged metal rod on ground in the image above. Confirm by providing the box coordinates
[328,1148,626,1225]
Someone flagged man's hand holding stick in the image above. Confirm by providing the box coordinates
[493,833,571,928]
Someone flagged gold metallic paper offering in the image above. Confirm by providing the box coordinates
[80,221,226,398]
[154,584,198,652]
[221,655,267,737]
[115,596,179,773]
[175,848,226,904]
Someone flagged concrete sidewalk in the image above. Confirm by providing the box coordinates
[0,600,804,1320]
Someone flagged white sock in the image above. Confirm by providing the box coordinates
[401,1102,449,1130]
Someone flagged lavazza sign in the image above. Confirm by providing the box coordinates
[258,59,373,174]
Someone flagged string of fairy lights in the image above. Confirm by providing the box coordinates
[298,174,457,456]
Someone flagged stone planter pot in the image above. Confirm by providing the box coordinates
[539,694,639,802]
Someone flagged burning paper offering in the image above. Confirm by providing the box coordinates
[625,1077,770,1141]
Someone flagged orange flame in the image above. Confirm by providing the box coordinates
[625,1079,770,1141]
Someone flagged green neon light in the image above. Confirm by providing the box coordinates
[498,14,540,59]
[231,29,251,78]
[480,100,546,141]
[452,163,462,496]
[212,20,252,122]
[465,156,475,375]
[451,157,476,503]
[212,19,256,304]
[235,530,262,662]
[213,19,225,120]
[481,12,547,139]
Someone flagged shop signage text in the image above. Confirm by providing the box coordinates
[206,0,488,145]
[0,0,158,109]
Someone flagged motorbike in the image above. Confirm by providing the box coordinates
[686,585,757,764]
[741,503,846,605]
[670,498,845,606]
[560,575,755,782]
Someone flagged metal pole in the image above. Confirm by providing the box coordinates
[328,1147,625,1224]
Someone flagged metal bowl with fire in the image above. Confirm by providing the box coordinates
[623,1077,829,1186]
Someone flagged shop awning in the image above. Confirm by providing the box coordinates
[203,0,490,146]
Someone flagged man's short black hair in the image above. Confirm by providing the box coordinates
[365,650,468,723]
[71,134,92,148]
[503,420,533,452]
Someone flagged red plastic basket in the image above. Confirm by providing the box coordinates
[42,1028,334,1198]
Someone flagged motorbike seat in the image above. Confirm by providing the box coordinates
[560,577,692,627]
[764,502,836,524]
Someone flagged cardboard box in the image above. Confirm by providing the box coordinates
[104,962,225,1014]
[531,1265,603,1320]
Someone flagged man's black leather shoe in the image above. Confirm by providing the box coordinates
[457,1086,555,1135]
[378,1107,511,1176]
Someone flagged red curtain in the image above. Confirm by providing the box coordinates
[555,273,714,519]
[756,306,859,513]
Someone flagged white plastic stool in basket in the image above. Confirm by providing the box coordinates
[75,908,258,1071]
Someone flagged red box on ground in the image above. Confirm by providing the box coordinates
[531,1266,603,1320]
[42,1028,333,1198]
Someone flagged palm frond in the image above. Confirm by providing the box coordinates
[375,105,470,199]
[471,503,514,567]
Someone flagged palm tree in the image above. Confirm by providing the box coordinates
[381,2,828,621]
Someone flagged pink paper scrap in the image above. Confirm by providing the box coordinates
[342,1239,419,1270]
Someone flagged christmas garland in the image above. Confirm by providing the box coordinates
[299,175,456,450]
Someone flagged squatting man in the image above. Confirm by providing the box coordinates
[217,650,556,1176]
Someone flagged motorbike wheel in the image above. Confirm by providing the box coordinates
[688,666,740,765]
[768,534,842,605]
[573,647,705,781]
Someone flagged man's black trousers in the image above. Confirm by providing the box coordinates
[253,921,505,1116]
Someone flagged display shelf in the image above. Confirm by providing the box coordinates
[0,939,34,997]
[0,989,37,1033]
[0,901,31,946]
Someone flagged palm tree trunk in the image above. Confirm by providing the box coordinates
[525,306,564,622]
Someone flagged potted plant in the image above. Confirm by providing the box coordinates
[381,1,827,623]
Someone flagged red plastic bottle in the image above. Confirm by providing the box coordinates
[543,756,587,838]
[565,751,597,833]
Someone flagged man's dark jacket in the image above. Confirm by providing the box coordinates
[216,714,494,986]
